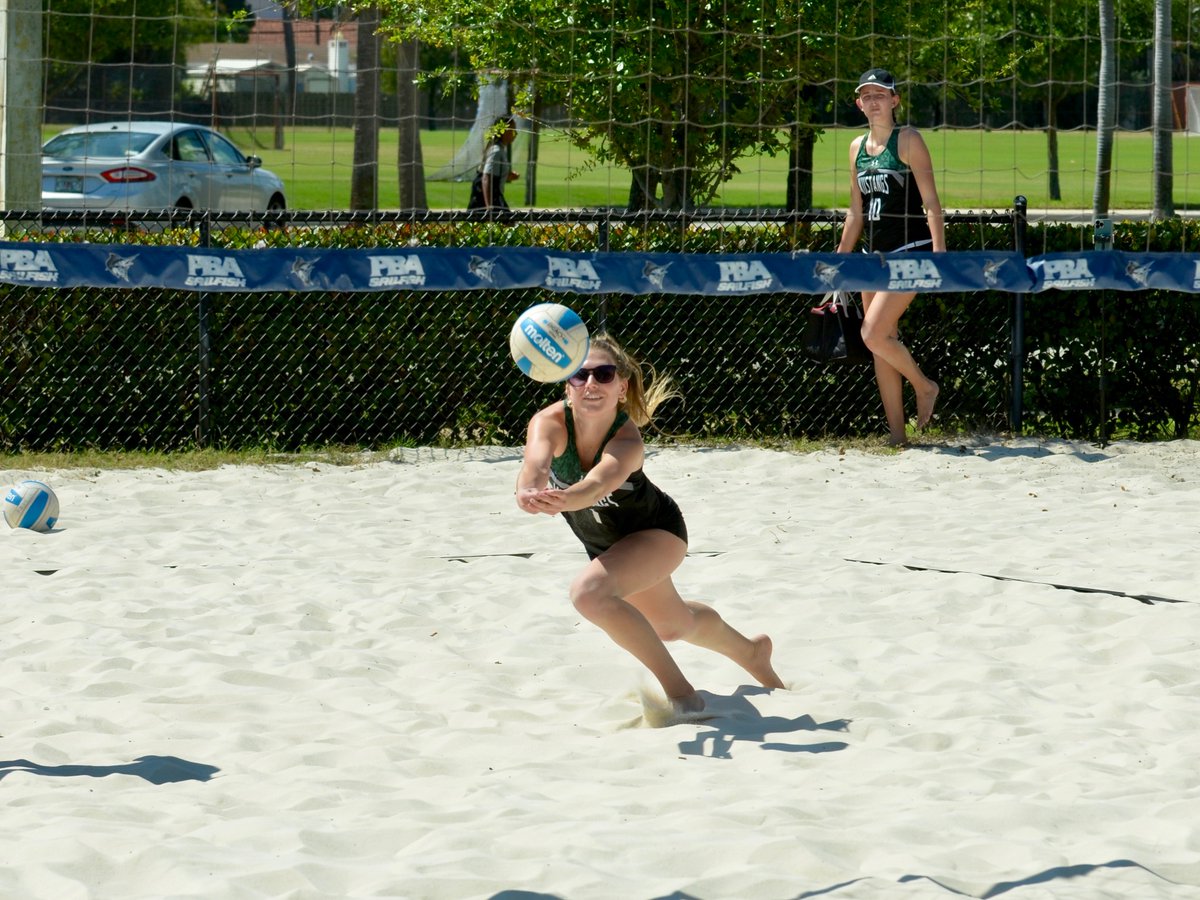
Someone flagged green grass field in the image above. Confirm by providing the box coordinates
[47,122,1200,212]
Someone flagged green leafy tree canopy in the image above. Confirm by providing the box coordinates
[374,0,839,208]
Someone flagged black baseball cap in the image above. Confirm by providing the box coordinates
[856,68,897,93]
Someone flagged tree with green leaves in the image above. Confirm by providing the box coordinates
[372,0,850,209]
[212,0,255,43]
[43,0,215,107]
[946,0,1154,203]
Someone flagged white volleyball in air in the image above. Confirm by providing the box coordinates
[509,302,590,383]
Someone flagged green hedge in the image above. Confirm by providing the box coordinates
[1018,221,1200,441]
[2,216,1198,451]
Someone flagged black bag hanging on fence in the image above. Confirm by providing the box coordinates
[802,290,873,364]
[467,169,487,210]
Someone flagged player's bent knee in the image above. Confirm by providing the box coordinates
[570,583,621,622]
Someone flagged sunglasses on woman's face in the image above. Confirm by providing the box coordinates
[567,364,618,386]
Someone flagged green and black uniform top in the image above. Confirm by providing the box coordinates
[854,127,932,253]
[549,402,687,559]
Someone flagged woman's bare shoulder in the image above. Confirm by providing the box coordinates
[530,400,567,429]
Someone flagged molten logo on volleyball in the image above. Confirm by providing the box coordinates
[509,303,590,383]
[3,480,60,532]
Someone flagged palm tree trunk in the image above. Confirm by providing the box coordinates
[786,124,814,211]
[350,6,381,211]
[395,37,427,210]
[282,8,296,130]
[1152,0,1175,217]
[1046,99,1062,203]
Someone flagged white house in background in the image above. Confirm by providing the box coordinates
[292,64,336,94]
[185,55,354,96]
[184,58,287,96]
[187,18,358,95]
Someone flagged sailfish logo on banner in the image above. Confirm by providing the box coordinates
[982,258,1005,287]
[105,252,137,282]
[469,255,498,283]
[643,260,671,289]
[1126,260,1153,287]
[291,257,317,287]
[814,260,842,288]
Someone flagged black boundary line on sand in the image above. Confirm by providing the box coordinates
[433,550,726,563]
[847,558,1191,606]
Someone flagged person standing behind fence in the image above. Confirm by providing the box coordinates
[469,116,519,211]
[836,67,945,446]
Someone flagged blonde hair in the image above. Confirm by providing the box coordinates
[586,332,680,427]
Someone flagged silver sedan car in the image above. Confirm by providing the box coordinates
[42,121,287,212]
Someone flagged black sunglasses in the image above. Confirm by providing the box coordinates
[567,364,619,386]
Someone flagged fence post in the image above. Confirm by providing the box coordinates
[596,215,610,331]
[1010,195,1028,434]
[1094,216,1113,447]
[196,213,213,447]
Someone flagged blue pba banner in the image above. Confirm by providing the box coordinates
[1028,251,1200,293]
[2,241,1198,295]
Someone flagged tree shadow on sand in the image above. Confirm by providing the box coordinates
[0,755,219,785]
[901,858,1185,897]
[785,859,1183,898]
[677,686,850,759]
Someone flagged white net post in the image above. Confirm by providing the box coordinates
[0,0,43,216]
[427,73,513,182]
[1184,85,1200,135]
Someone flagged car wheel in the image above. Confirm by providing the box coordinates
[267,194,286,212]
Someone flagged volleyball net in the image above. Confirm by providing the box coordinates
[25,1,1200,212]
[7,5,1200,451]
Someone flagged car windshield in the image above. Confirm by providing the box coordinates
[43,131,159,159]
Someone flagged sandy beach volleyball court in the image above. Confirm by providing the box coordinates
[3,438,1199,899]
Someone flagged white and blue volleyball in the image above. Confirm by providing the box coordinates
[509,302,590,383]
[3,480,60,532]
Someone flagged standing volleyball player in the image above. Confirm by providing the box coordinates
[514,333,785,714]
[836,67,945,446]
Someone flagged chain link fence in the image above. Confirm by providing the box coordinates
[7,207,1175,452]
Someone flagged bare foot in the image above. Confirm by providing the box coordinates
[916,381,939,430]
[746,635,787,689]
[887,433,910,448]
[670,691,706,714]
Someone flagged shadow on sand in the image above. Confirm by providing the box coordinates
[0,755,219,784]
[677,686,850,759]
[786,858,1182,898]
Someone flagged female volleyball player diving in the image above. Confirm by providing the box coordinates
[836,67,945,446]
[514,333,785,715]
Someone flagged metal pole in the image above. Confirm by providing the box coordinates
[196,214,213,447]
[597,216,610,332]
[1010,195,1028,434]
[0,0,43,223]
[1094,216,1113,447]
